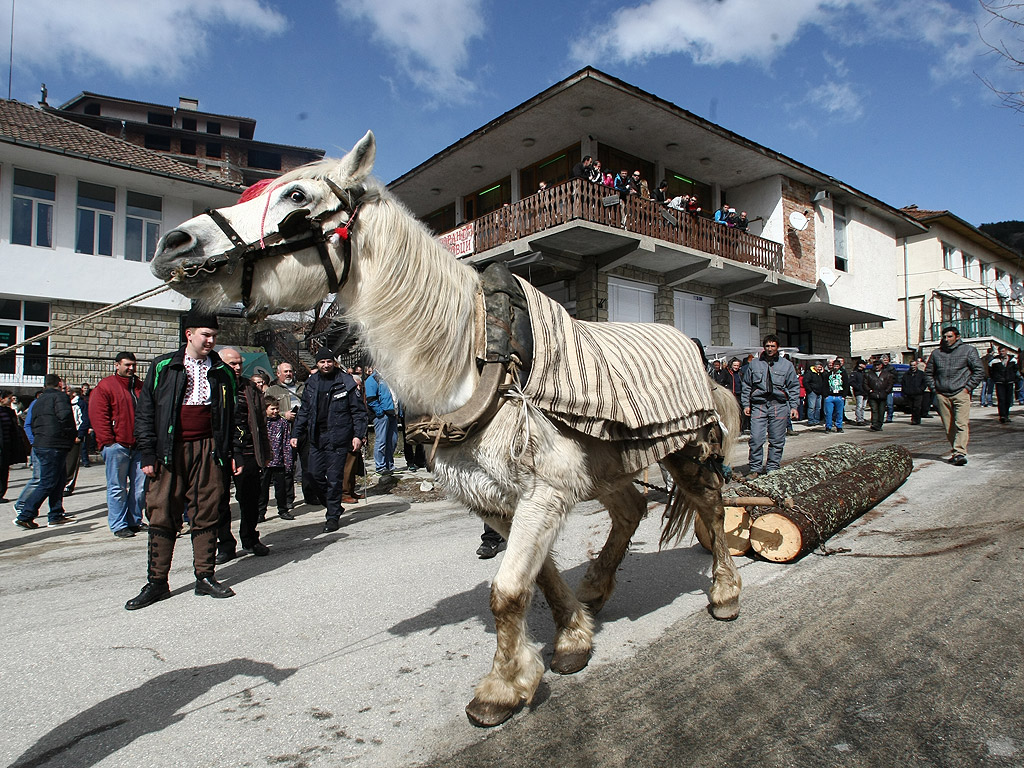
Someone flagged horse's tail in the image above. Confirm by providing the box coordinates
[657,381,740,547]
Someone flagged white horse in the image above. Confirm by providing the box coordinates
[152,131,742,727]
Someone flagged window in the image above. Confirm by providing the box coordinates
[942,242,957,271]
[852,321,883,330]
[83,102,101,116]
[608,277,655,322]
[673,291,713,341]
[663,169,713,214]
[206,121,221,135]
[962,253,980,282]
[519,144,581,195]
[125,191,162,262]
[75,181,116,256]
[147,111,172,127]
[12,169,55,247]
[0,299,49,378]
[981,262,994,287]
[247,149,282,171]
[181,116,197,131]
[833,203,849,272]
[777,313,812,351]
[423,203,456,236]
[463,177,511,221]
[206,142,222,159]
[180,139,197,155]
[144,134,171,151]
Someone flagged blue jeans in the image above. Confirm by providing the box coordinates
[373,412,398,472]
[15,447,67,522]
[103,443,147,532]
[748,401,789,474]
[824,395,845,429]
[886,393,894,421]
[805,392,822,424]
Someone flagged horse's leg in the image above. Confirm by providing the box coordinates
[466,487,569,728]
[535,555,594,674]
[665,455,742,621]
[576,482,647,615]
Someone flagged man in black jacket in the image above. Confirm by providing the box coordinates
[291,349,367,532]
[216,347,272,564]
[125,311,238,610]
[901,360,929,425]
[13,374,76,529]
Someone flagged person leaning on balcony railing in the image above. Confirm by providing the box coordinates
[571,155,593,181]
[736,211,749,232]
[654,180,669,205]
[588,160,604,185]
[686,196,702,215]
[714,204,730,224]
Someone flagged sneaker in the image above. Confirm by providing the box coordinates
[13,518,39,530]
[324,518,340,533]
[476,540,506,559]
[836,427,844,433]
[824,428,833,433]
[952,454,968,466]
[48,515,76,526]
[114,528,136,538]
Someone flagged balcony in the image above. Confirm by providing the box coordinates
[930,318,1024,350]
[457,179,783,272]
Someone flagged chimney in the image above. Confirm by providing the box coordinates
[178,97,199,111]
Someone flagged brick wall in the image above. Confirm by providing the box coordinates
[810,319,852,357]
[781,178,817,284]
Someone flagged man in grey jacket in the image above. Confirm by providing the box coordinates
[924,327,984,466]
[742,335,801,476]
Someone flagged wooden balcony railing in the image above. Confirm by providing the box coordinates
[465,179,783,272]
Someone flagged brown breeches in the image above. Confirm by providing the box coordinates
[144,437,224,580]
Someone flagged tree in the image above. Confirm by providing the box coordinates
[978,1,1024,112]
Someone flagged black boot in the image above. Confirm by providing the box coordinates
[195,574,235,598]
[125,580,171,610]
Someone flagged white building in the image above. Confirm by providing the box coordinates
[0,99,241,395]
[389,68,926,358]
[853,206,1024,360]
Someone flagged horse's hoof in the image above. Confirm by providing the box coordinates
[709,600,740,621]
[550,649,590,675]
[466,697,519,728]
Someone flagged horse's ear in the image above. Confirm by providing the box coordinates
[334,131,376,185]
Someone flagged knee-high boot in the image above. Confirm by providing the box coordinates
[191,525,219,578]
[147,526,177,584]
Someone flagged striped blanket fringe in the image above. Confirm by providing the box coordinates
[515,276,720,474]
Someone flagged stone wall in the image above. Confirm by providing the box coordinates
[810,318,852,357]
[781,178,817,284]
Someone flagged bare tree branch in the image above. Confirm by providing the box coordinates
[977,1,1024,111]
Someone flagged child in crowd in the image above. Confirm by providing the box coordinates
[261,396,295,521]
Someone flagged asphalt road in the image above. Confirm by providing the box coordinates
[2,406,1022,768]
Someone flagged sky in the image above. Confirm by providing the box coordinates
[3,0,1021,229]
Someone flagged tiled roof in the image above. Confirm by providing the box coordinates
[901,206,948,221]
[0,99,242,191]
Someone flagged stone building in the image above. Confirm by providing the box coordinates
[389,67,926,359]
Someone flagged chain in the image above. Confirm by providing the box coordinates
[633,478,673,495]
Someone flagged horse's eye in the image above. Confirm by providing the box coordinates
[289,189,307,204]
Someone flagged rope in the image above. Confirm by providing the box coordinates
[0,282,174,358]
[504,373,532,461]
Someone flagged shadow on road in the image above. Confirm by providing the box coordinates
[9,658,297,768]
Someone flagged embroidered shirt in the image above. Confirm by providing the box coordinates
[183,354,212,405]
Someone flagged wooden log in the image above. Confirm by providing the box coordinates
[693,506,751,556]
[729,443,865,505]
[749,444,913,563]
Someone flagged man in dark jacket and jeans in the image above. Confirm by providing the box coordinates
[13,374,76,529]
[291,349,367,532]
[925,327,984,465]
[126,311,238,610]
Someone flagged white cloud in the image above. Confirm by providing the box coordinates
[806,79,864,120]
[572,0,843,67]
[7,0,287,80]
[336,0,485,102]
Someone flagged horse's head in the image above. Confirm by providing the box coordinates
[152,131,378,319]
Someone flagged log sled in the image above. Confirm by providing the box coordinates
[691,443,913,563]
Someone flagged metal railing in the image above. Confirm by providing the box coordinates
[930,317,1024,349]
[464,179,783,272]
[0,353,151,389]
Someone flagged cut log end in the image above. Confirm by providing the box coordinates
[693,506,751,556]
[749,512,804,562]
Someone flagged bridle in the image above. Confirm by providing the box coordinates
[185,177,365,309]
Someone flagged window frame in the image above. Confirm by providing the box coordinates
[125,191,163,263]
[11,168,56,248]
[75,181,116,257]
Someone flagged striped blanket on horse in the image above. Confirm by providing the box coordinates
[516,276,719,473]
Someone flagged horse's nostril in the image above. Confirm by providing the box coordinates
[160,229,195,256]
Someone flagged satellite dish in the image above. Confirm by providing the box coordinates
[819,267,840,287]
[788,211,809,231]
[995,278,1011,299]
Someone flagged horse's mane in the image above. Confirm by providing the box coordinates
[278,159,479,414]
